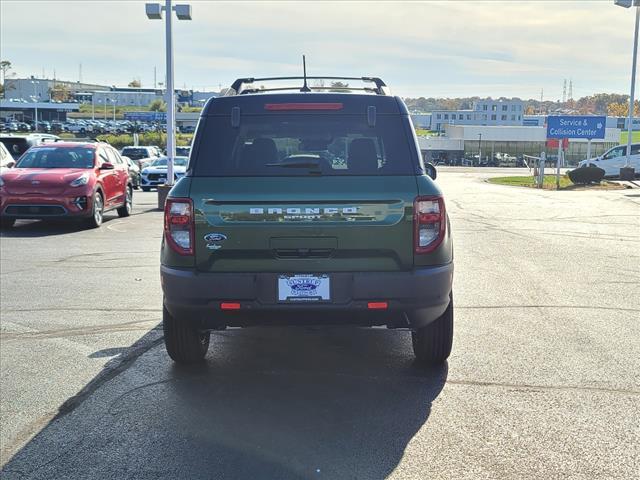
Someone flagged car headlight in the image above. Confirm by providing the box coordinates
[69,174,89,187]
[142,169,149,174]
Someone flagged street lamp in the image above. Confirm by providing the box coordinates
[146,1,192,192]
[615,0,640,177]
[30,80,39,132]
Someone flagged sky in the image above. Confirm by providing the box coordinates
[0,0,635,100]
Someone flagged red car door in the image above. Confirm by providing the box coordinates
[97,147,118,205]
[108,148,129,204]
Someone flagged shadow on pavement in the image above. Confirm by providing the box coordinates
[0,217,121,238]
[1,326,447,480]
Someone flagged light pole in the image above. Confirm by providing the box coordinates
[92,93,95,121]
[31,80,39,132]
[477,133,482,167]
[145,1,192,190]
[615,0,640,176]
[112,98,116,121]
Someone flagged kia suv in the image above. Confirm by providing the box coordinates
[161,76,454,366]
[0,141,133,228]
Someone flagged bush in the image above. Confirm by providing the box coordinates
[568,165,606,185]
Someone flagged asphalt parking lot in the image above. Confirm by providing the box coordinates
[1,168,639,479]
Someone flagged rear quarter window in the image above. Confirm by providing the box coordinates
[192,114,418,176]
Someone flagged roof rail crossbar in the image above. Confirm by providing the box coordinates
[227,76,389,96]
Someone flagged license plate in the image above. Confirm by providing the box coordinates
[278,274,330,302]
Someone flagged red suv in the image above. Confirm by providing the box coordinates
[0,141,133,228]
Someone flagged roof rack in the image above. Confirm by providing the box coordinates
[52,137,105,144]
[226,76,391,96]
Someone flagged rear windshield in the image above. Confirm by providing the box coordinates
[193,114,416,176]
[149,157,188,167]
[16,147,95,169]
[121,147,150,160]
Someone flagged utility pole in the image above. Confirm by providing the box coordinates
[562,79,567,104]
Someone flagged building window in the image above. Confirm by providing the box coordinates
[518,105,522,111]
[502,105,508,111]
[444,114,449,120]
[512,105,516,111]
[492,105,497,111]
[483,105,488,111]
[511,115,516,121]
[491,114,497,120]
[436,114,441,119]
[501,115,507,120]
[482,114,487,121]
[467,114,472,120]
[459,114,463,120]
[518,115,521,120]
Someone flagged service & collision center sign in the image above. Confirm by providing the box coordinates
[546,115,606,140]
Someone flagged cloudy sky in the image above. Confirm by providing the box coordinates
[0,0,635,99]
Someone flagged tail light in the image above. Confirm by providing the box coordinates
[414,196,446,254]
[164,198,194,255]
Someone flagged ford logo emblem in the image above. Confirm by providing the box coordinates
[204,233,227,243]
[290,283,317,292]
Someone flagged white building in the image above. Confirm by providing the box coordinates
[418,124,620,165]
[431,99,525,132]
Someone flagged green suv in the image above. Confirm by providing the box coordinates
[161,76,453,365]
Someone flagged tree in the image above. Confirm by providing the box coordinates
[329,81,349,92]
[0,60,13,98]
[149,99,167,112]
[50,83,71,102]
[128,79,141,88]
[606,100,640,117]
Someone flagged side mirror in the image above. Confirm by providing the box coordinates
[424,162,437,180]
[100,162,114,170]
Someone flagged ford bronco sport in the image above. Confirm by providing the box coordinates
[161,76,453,366]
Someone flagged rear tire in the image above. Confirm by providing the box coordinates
[141,187,151,192]
[163,304,210,364]
[0,218,16,229]
[117,186,132,217]
[411,294,453,366]
[85,191,104,228]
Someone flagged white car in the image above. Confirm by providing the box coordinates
[140,156,188,191]
[578,143,640,177]
[0,141,14,171]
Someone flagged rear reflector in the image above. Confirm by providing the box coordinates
[264,103,343,111]
[367,302,388,310]
[220,302,241,310]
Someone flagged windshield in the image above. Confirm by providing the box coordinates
[193,115,415,176]
[16,147,96,169]
[149,156,188,167]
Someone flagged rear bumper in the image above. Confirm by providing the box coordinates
[161,264,453,329]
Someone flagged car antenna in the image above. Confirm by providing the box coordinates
[300,55,311,92]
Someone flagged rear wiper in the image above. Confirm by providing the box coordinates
[266,159,321,169]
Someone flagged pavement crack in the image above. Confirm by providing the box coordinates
[446,378,640,397]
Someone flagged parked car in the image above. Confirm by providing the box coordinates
[120,146,161,169]
[175,146,191,157]
[0,141,133,228]
[160,75,453,366]
[578,143,640,177]
[122,155,141,189]
[0,134,59,160]
[0,142,14,170]
[140,156,188,191]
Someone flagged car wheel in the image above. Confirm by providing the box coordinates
[86,191,104,228]
[411,294,453,366]
[117,186,133,217]
[0,218,16,229]
[141,187,151,192]
[163,304,210,364]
